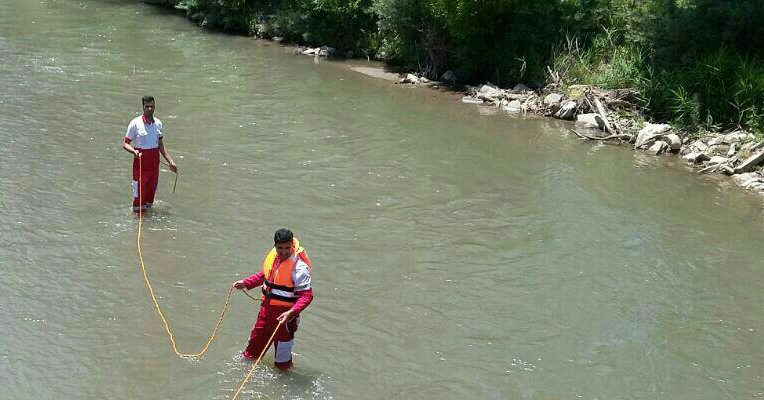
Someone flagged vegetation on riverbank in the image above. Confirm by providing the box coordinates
[169,0,763,135]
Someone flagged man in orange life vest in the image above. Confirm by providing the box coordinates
[233,228,314,369]
[122,96,177,213]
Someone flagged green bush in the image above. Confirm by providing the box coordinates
[181,0,376,52]
[173,0,764,133]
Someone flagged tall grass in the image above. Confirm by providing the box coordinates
[554,42,764,134]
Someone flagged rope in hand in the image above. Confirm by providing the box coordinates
[159,159,178,194]
[136,154,257,360]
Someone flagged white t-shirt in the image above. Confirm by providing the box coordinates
[293,259,311,291]
[125,115,163,149]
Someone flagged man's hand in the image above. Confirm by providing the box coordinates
[134,150,141,157]
[168,161,178,173]
[277,309,294,324]
[232,280,247,290]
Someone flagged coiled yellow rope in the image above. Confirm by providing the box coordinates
[137,155,279,397]
[137,155,239,359]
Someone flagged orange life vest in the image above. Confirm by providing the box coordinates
[261,238,313,307]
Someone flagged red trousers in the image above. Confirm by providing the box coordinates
[243,305,300,370]
[132,148,160,212]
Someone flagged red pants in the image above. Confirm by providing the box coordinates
[243,305,300,370]
[132,149,160,212]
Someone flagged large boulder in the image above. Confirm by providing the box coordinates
[737,141,758,159]
[707,135,725,146]
[687,140,709,154]
[543,93,563,107]
[664,133,682,151]
[722,131,755,144]
[522,96,544,113]
[707,156,730,166]
[732,172,764,190]
[476,84,504,103]
[505,92,529,101]
[635,123,671,148]
[648,141,669,155]
[704,144,731,157]
[576,113,605,130]
[683,152,702,164]
[555,101,578,120]
[734,148,764,174]
[501,100,522,113]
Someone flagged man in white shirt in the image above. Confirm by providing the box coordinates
[122,96,177,213]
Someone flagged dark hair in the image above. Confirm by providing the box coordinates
[142,95,155,105]
[274,228,293,244]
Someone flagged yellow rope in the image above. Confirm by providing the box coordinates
[232,320,284,400]
[137,154,275,398]
[136,155,251,360]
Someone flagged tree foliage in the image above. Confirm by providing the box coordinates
[177,0,764,131]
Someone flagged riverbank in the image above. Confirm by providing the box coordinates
[144,0,764,200]
[348,63,764,197]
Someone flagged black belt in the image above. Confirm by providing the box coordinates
[262,288,297,303]
[264,279,294,292]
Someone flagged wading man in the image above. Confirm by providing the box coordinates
[122,95,177,213]
[232,228,314,370]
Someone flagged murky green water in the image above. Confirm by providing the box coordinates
[1,0,763,398]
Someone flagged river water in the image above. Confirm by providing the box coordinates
[1,0,763,399]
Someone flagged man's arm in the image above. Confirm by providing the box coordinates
[123,123,139,157]
[291,289,314,314]
[276,289,313,323]
[123,139,140,157]
[158,137,178,173]
[232,271,265,290]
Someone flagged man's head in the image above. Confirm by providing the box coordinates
[274,228,294,261]
[142,96,155,118]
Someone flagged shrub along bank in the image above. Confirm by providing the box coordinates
[153,0,764,134]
